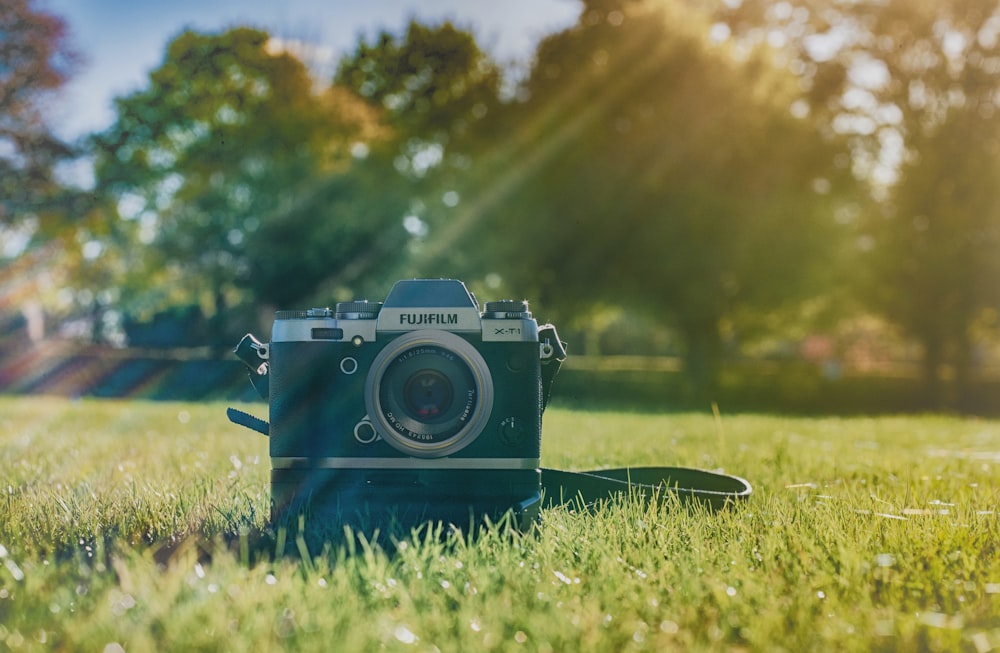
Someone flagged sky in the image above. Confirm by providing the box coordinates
[38,0,582,141]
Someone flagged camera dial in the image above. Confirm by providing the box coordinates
[336,301,383,320]
[307,307,333,318]
[483,300,531,319]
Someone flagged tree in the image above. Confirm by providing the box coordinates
[446,0,854,398]
[712,0,1000,408]
[335,20,502,147]
[852,0,1000,406]
[91,28,397,337]
[0,0,77,247]
[332,20,506,285]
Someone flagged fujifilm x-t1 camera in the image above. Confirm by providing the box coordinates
[228,278,566,531]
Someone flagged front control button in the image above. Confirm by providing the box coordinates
[499,417,528,445]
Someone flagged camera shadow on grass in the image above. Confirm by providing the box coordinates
[148,502,531,570]
[148,482,725,571]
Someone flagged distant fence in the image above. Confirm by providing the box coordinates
[0,341,257,402]
[2,342,999,415]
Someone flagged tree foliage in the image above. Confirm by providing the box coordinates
[700,0,1000,406]
[857,0,1000,402]
[335,20,502,144]
[0,0,76,239]
[445,0,853,395]
[91,28,399,326]
[332,20,506,287]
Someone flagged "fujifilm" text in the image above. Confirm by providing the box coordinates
[399,313,459,326]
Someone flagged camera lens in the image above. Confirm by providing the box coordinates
[365,331,494,457]
[404,369,453,419]
[378,345,475,439]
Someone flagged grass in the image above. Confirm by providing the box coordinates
[0,396,998,652]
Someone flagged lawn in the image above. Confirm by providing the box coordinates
[0,396,998,651]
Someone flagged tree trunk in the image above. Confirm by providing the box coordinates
[210,286,229,356]
[953,330,974,412]
[679,318,722,406]
[921,335,945,410]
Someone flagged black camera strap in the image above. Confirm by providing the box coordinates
[540,466,751,511]
[534,327,751,510]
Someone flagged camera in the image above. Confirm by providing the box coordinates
[230,278,565,531]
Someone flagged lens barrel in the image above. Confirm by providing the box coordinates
[365,330,494,457]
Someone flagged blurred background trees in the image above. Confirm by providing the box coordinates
[856,0,1000,407]
[716,0,1000,406]
[0,0,78,246]
[89,28,404,343]
[332,21,508,288]
[445,0,856,399]
[3,0,999,410]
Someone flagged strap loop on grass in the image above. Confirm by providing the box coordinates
[541,466,752,511]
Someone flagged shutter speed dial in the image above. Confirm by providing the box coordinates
[483,300,531,319]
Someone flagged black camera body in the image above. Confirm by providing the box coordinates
[234,279,565,530]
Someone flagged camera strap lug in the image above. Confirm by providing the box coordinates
[538,324,567,410]
[234,333,270,399]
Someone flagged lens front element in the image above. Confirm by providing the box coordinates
[404,369,453,419]
[380,344,474,438]
[365,331,494,457]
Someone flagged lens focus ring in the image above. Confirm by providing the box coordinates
[364,330,494,458]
